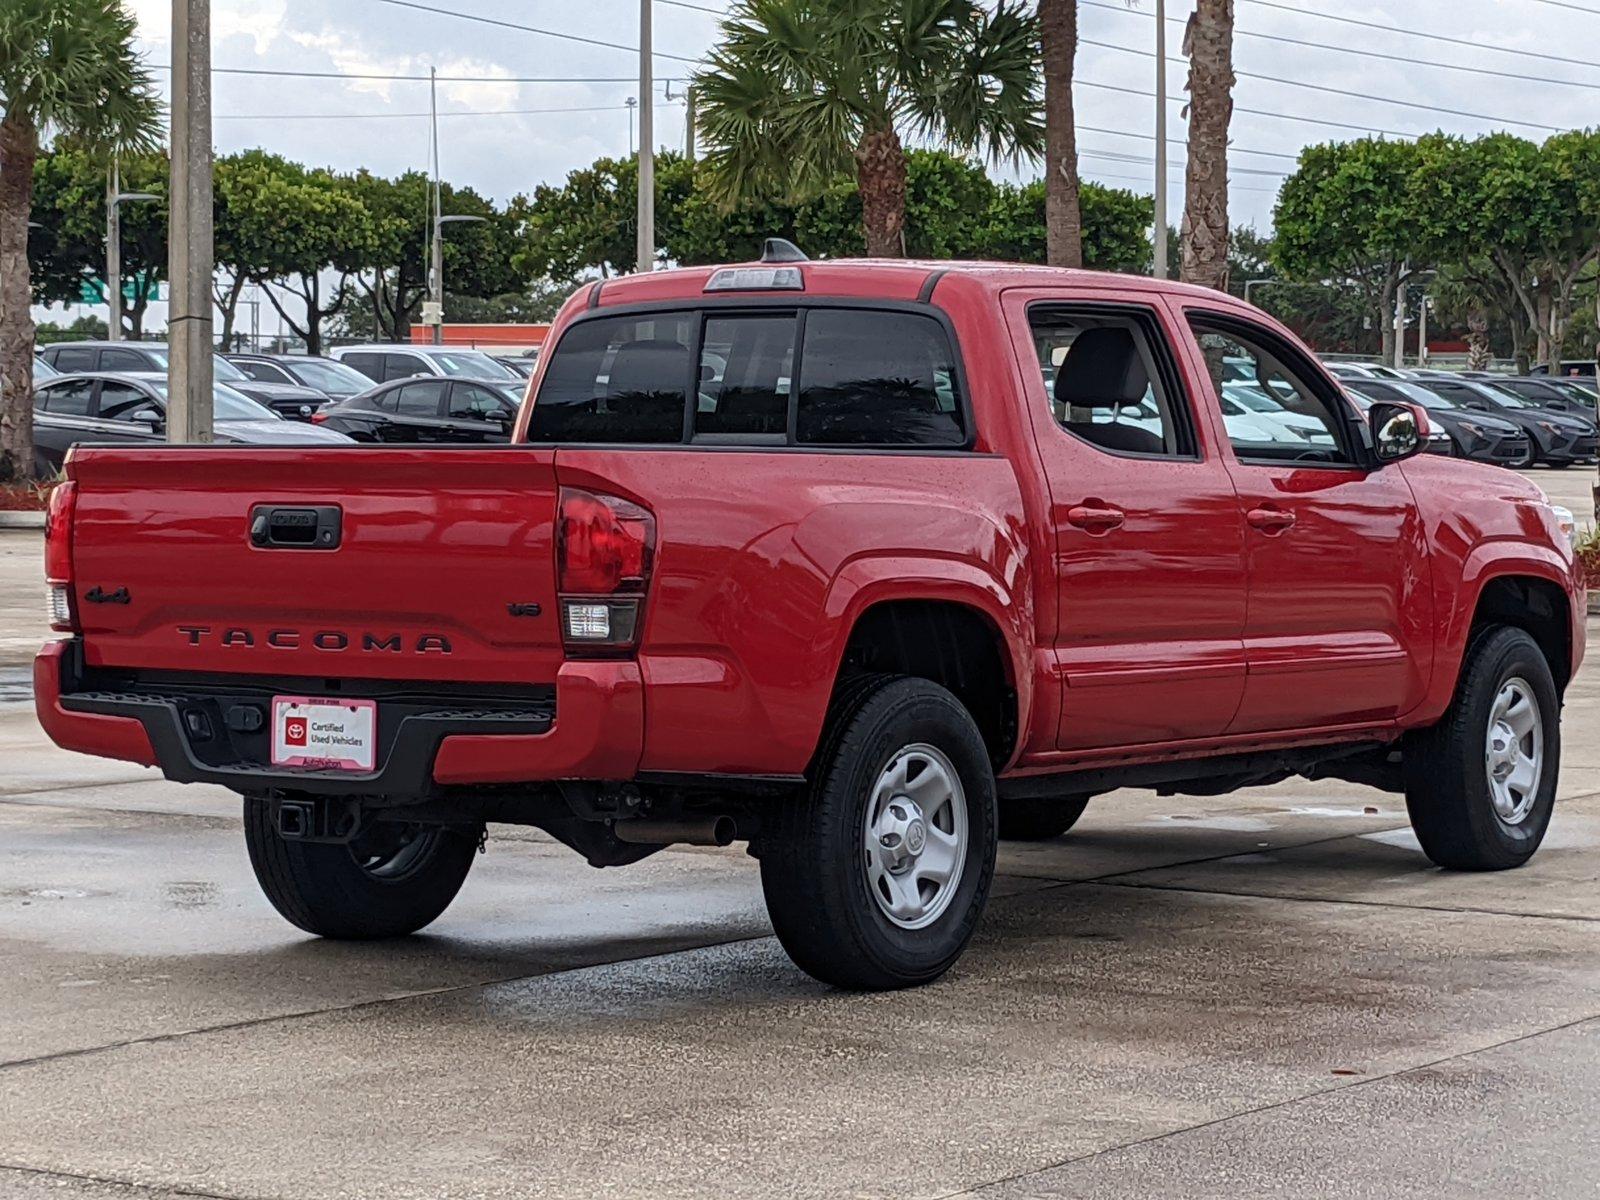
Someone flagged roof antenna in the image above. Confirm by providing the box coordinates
[761,237,808,264]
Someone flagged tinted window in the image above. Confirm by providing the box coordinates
[795,311,964,447]
[97,382,160,421]
[383,354,429,382]
[1030,308,1192,458]
[528,313,693,444]
[341,353,383,382]
[100,347,148,371]
[39,380,94,416]
[236,360,291,384]
[430,351,519,380]
[1189,320,1351,464]
[696,315,796,437]
[394,380,445,417]
[449,382,514,420]
[53,348,97,372]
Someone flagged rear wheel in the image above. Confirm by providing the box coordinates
[999,793,1090,841]
[1404,626,1560,870]
[244,798,481,938]
[760,676,997,990]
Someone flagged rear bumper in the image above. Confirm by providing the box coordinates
[34,639,643,795]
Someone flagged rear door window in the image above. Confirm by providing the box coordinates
[394,380,446,418]
[383,353,430,382]
[100,347,148,371]
[341,353,383,382]
[39,380,95,416]
[52,347,98,373]
[527,313,693,443]
[795,310,965,447]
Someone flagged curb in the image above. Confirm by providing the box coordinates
[0,511,44,530]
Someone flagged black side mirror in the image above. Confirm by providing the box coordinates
[1369,401,1427,463]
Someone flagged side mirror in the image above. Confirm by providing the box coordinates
[1370,401,1428,463]
[132,409,165,431]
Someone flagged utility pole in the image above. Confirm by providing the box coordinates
[169,0,213,444]
[1152,0,1168,280]
[636,0,654,274]
[429,65,444,346]
[1393,269,1408,370]
[684,85,696,161]
[1418,293,1429,366]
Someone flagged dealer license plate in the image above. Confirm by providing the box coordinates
[270,696,378,772]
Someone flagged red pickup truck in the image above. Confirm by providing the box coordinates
[35,250,1585,990]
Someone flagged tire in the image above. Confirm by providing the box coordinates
[999,793,1090,841]
[1404,626,1560,871]
[760,676,998,990]
[244,798,481,938]
[1548,460,1572,469]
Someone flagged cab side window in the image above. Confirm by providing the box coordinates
[1030,308,1194,459]
[1187,318,1354,465]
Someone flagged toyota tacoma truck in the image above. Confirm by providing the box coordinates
[35,249,1585,990]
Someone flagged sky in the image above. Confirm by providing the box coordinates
[46,0,1600,334]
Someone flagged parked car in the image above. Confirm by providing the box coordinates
[492,354,538,378]
[225,353,375,401]
[30,372,352,473]
[1489,375,1597,417]
[327,343,525,385]
[1340,385,1453,455]
[1405,376,1597,466]
[313,377,521,443]
[1344,378,1530,465]
[33,354,60,381]
[1530,360,1596,378]
[34,255,1584,991]
[39,341,324,421]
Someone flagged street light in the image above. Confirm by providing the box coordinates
[106,164,158,343]
[429,213,487,346]
[1243,278,1290,307]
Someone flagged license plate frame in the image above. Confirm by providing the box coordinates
[270,696,378,772]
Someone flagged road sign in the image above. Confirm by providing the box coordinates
[78,273,164,305]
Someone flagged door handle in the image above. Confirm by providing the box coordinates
[1246,506,1297,534]
[1066,503,1126,534]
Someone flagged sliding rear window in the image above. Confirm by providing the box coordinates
[526,306,966,448]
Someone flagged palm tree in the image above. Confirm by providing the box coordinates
[1180,0,1233,291]
[1039,0,1081,268]
[0,0,160,482]
[694,0,1044,258]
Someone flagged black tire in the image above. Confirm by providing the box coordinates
[244,798,481,938]
[1548,460,1573,469]
[1404,626,1560,871]
[760,676,998,990]
[998,793,1090,841]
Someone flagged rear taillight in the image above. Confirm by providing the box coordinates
[44,481,78,632]
[556,487,655,654]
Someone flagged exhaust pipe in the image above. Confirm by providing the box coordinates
[612,815,737,847]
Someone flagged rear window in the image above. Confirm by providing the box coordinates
[527,307,965,448]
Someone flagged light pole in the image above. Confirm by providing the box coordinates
[430,214,487,346]
[636,0,655,274]
[626,96,637,157]
[1152,0,1168,280]
[1242,278,1289,307]
[105,162,157,343]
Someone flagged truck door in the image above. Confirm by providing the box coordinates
[1003,290,1249,750]
[1174,305,1431,733]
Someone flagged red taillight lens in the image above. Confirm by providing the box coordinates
[557,487,655,654]
[44,481,78,632]
[310,410,328,424]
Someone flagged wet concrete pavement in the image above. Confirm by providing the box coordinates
[3,484,1599,1198]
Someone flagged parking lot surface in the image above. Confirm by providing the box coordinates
[2,467,1598,1199]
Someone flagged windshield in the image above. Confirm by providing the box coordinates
[1223,382,1285,413]
[125,345,243,385]
[151,381,279,421]
[285,358,371,394]
[1474,382,1536,409]
[431,350,520,380]
[1385,380,1459,410]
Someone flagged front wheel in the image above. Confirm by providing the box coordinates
[1404,626,1560,870]
[760,676,998,990]
[244,798,481,938]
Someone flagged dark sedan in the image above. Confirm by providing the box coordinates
[1404,376,1596,467]
[1486,375,1597,418]
[39,341,325,421]
[1344,378,1522,462]
[225,353,375,401]
[31,373,353,474]
[314,377,521,444]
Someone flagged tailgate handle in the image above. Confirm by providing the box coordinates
[249,505,342,550]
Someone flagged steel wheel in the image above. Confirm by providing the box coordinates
[863,743,968,930]
[1485,677,1543,826]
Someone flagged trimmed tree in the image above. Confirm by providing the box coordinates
[1180,0,1234,291]
[693,0,1044,257]
[1039,0,1082,267]
[0,0,160,481]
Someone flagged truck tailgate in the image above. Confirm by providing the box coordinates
[66,447,564,685]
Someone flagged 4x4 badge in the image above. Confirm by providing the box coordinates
[507,602,543,618]
[84,586,131,605]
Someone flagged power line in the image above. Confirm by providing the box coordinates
[1083,0,1600,92]
[366,0,700,63]
[1238,0,1600,74]
[1076,78,1416,139]
[1078,123,1301,162]
[149,63,638,83]
[658,0,725,12]
[213,102,688,121]
[1524,0,1600,12]
[1080,36,1564,133]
